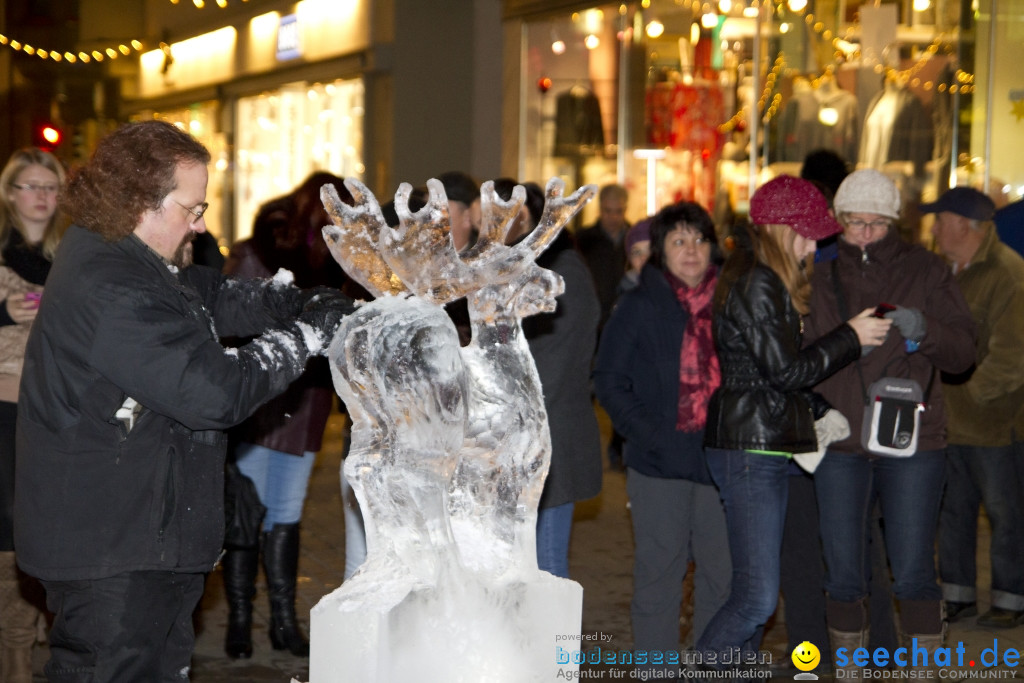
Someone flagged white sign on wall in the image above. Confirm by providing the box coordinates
[277,14,301,61]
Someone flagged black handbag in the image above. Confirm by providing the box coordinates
[223,461,266,548]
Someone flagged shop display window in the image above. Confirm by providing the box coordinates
[235,77,365,241]
[517,0,1023,235]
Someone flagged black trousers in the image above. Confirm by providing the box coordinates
[42,570,205,682]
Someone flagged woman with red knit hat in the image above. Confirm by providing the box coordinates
[695,175,890,672]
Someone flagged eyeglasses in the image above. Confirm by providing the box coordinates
[11,183,59,195]
[172,199,209,224]
[845,218,891,232]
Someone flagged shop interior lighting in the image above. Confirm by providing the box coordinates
[743,5,760,17]
[719,0,733,13]
[646,19,665,38]
[788,0,808,12]
[779,22,791,32]
[913,0,931,11]
[551,39,567,54]
[701,12,719,28]
[691,21,701,43]
[585,33,601,49]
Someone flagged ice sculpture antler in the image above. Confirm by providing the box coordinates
[322,177,595,306]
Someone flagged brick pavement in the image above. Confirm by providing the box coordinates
[24,410,1024,681]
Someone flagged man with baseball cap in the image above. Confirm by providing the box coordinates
[926,186,1024,628]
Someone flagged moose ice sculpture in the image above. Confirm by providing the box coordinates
[309,177,596,682]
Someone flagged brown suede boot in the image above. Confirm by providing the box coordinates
[828,596,869,678]
[898,599,946,674]
[0,552,38,683]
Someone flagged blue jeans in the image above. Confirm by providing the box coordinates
[536,502,575,578]
[815,449,945,603]
[939,444,1024,610]
[234,443,316,530]
[696,449,789,658]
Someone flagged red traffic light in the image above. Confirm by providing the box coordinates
[34,123,63,151]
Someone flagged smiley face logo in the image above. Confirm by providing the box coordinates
[792,641,821,672]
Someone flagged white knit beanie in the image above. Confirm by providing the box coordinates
[833,169,901,218]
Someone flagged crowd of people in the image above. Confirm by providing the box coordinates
[1,116,1022,683]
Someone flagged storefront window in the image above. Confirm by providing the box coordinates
[517,0,1022,234]
[235,77,365,241]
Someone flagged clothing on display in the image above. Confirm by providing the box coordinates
[775,75,860,164]
[553,85,605,157]
[858,81,933,176]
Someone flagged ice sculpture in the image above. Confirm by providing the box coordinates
[309,177,596,682]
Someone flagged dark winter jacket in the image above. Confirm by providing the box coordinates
[524,233,603,509]
[576,221,626,331]
[15,225,319,581]
[804,229,976,454]
[704,258,861,453]
[593,264,711,483]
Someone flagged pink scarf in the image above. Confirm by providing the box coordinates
[668,266,721,431]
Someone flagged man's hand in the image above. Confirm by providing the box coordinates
[294,298,355,354]
[299,286,355,314]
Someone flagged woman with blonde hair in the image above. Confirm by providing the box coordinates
[695,175,890,669]
[0,147,66,682]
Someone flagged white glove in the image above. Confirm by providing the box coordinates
[793,409,850,474]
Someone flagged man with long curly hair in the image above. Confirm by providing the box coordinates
[14,120,353,681]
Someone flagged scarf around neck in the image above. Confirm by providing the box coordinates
[667,265,720,431]
[1,229,51,285]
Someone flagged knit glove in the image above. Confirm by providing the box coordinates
[884,306,926,343]
[300,286,355,313]
[294,298,354,355]
[793,409,850,474]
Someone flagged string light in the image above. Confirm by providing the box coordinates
[168,0,249,7]
[166,0,255,6]
[0,34,143,63]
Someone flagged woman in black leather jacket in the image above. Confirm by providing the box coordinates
[695,175,889,665]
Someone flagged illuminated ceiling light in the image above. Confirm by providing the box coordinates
[780,22,791,32]
[743,5,759,17]
[105,48,117,58]
[913,0,931,10]
[788,0,808,11]
[646,19,665,38]
[701,12,719,28]
[217,0,227,6]
[585,33,600,49]
[551,39,566,54]
[193,0,204,7]
[132,40,143,50]
[719,0,733,12]
[79,52,90,62]
[691,21,701,43]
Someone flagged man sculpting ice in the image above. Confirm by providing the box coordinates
[14,120,354,681]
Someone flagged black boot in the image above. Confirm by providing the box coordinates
[262,523,309,656]
[222,545,259,659]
